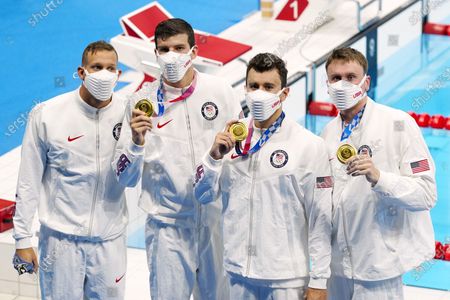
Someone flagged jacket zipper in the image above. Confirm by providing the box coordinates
[183,101,199,228]
[88,110,100,236]
[246,150,260,276]
[341,202,356,278]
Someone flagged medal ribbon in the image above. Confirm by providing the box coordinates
[340,105,365,142]
[156,73,197,117]
[235,112,285,156]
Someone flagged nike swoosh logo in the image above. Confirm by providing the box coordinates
[115,273,125,283]
[231,153,240,159]
[157,119,173,129]
[67,135,84,142]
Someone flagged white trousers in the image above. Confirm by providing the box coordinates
[38,225,127,300]
[328,275,404,300]
[145,217,228,300]
[229,275,305,300]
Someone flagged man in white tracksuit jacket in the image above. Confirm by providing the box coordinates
[321,47,437,299]
[13,41,128,299]
[194,53,332,300]
[113,19,241,299]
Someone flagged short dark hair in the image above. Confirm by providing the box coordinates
[154,18,195,48]
[246,53,288,88]
[325,47,368,74]
[81,40,118,66]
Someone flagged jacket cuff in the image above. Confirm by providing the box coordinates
[372,170,396,196]
[372,171,397,196]
[16,238,32,249]
[129,141,145,155]
[204,153,223,172]
[308,277,327,289]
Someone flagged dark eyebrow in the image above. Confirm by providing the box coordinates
[90,62,116,67]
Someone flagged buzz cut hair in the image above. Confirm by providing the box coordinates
[81,40,118,66]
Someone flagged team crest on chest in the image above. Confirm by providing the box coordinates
[357,145,372,157]
[113,123,122,141]
[201,102,218,121]
[270,150,288,168]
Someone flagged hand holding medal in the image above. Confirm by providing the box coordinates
[131,99,154,146]
[234,112,285,157]
[209,120,239,160]
[346,152,380,186]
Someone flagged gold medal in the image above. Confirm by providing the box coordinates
[135,99,154,117]
[229,122,248,142]
[337,143,357,164]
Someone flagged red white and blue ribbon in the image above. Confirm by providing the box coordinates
[156,73,197,116]
[340,105,366,142]
[235,112,285,156]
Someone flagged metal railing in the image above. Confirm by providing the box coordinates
[350,0,383,30]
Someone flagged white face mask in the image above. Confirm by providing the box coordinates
[245,89,284,122]
[83,69,118,102]
[157,48,193,83]
[328,75,367,110]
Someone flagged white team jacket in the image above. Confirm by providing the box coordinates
[194,116,332,289]
[113,71,241,228]
[13,88,128,249]
[321,98,437,281]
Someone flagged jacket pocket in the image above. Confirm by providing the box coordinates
[50,146,94,224]
[376,199,405,253]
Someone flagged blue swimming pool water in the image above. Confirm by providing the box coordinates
[0,0,258,155]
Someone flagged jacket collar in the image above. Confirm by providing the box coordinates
[76,87,114,118]
[338,97,374,130]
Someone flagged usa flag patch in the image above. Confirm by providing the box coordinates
[410,159,430,174]
[316,176,333,188]
[194,164,204,186]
